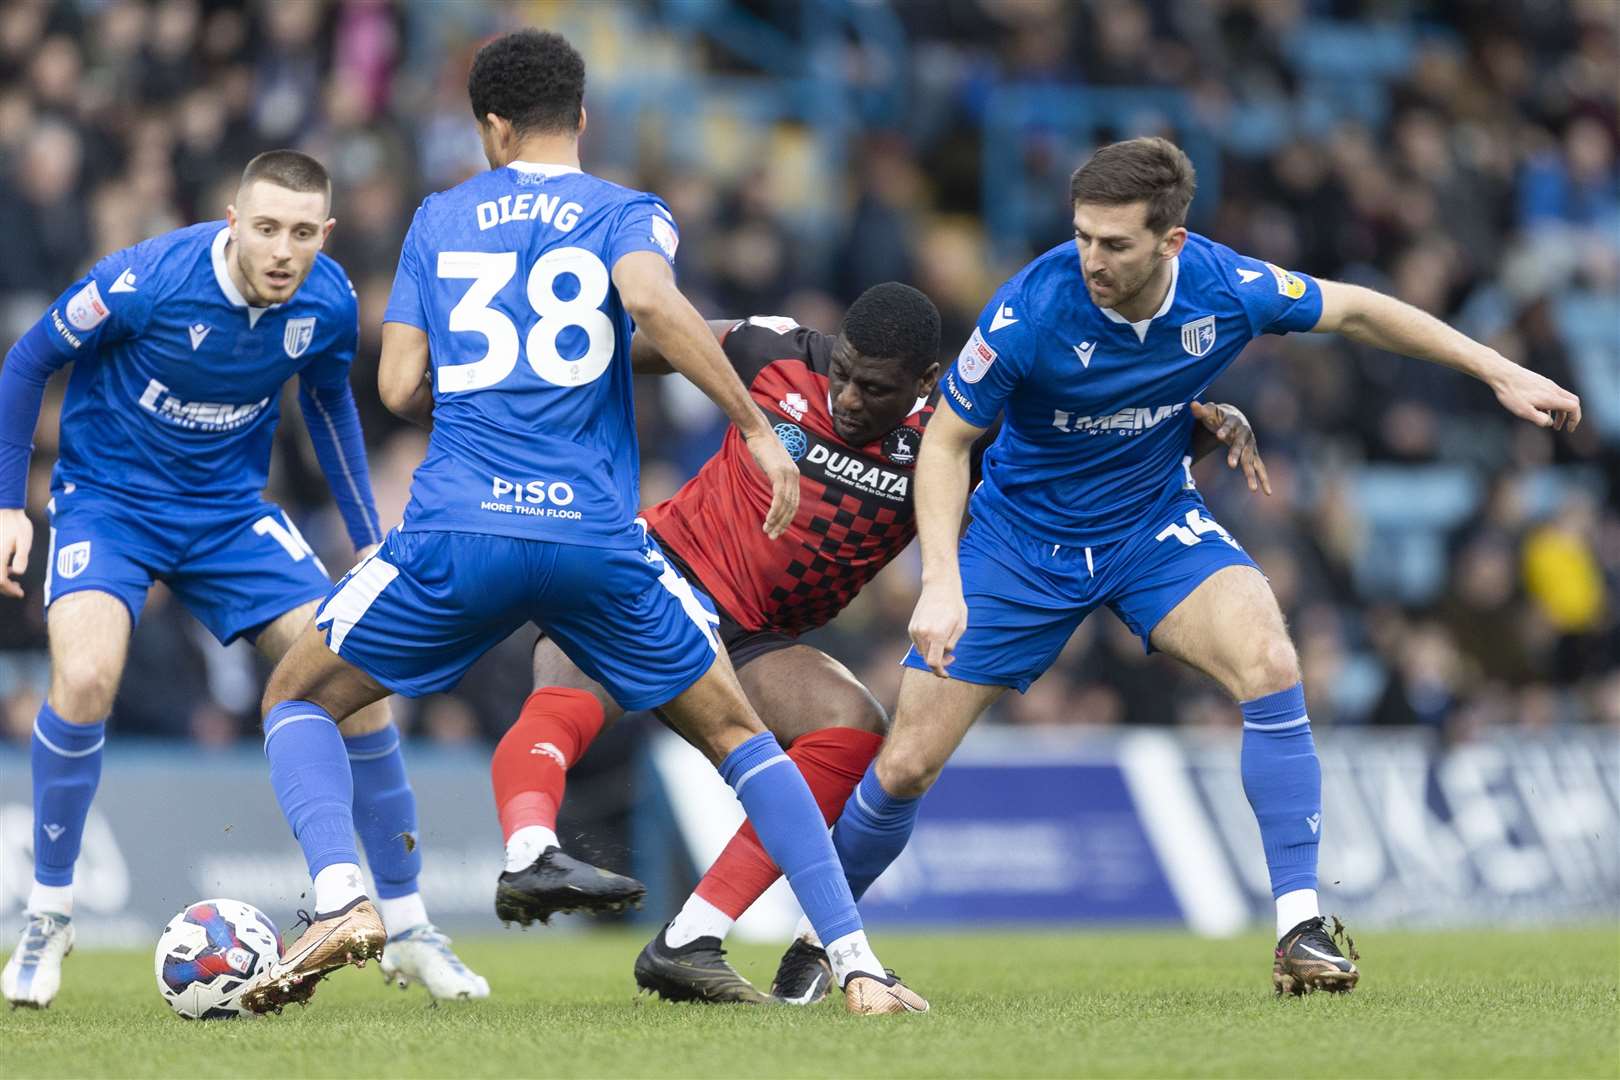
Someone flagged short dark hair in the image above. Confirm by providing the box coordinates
[240,149,331,205]
[1069,137,1197,234]
[842,283,941,376]
[468,29,585,137]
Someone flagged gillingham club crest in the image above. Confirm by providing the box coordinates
[1181,315,1217,358]
[283,317,316,359]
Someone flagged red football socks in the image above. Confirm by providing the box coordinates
[694,726,884,918]
[491,688,606,840]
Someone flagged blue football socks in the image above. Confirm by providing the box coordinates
[30,704,105,889]
[264,701,360,882]
[344,724,422,901]
[832,765,922,901]
[1239,683,1321,899]
[718,732,862,945]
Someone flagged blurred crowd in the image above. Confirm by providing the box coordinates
[1,0,1616,753]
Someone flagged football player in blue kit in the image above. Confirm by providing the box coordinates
[0,151,486,1006]
[245,30,926,1016]
[824,138,1583,995]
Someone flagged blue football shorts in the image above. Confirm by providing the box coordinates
[902,491,1260,692]
[314,523,722,707]
[44,483,333,645]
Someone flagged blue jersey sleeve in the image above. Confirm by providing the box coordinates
[940,286,1033,427]
[299,272,381,547]
[606,196,680,270]
[0,241,161,506]
[383,208,429,330]
[1227,250,1323,335]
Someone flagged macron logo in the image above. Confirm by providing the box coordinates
[1306,813,1321,835]
[1073,341,1096,368]
[989,304,1018,333]
[110,269,139,293]
[188,323,211,350]
[1236,268,1263,285]
[42,824,65,841]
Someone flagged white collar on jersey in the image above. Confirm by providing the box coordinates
[1098,255,1180,343]
[507,160,582,175]
[211,227,281,328]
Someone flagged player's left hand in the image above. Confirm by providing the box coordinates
[1191,401,1271,495]
[1488,360,1582,432]
[743,428,800,539]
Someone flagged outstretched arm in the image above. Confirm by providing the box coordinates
[0,322,75,596]
[613,252,798,538]
[1312,280,1581,431]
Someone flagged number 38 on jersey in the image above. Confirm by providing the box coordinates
[435,246,615,393]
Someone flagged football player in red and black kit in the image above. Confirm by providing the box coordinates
[487,283,1267,1004]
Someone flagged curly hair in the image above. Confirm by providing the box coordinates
[842,282,942,376]
[467,29,586,137]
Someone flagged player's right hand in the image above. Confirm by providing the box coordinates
[0,508,32,599]
[909,581,967,678]
[743,429,800,539]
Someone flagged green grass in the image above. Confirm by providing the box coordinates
[3,927,1616,1079]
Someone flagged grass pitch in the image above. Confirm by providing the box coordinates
[3,926,1615,1079]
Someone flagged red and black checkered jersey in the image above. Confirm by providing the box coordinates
[643,316,931,635]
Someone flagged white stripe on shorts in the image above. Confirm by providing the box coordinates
[317,553,400,654]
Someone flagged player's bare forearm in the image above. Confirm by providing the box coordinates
[616,253,799,537]
[379,322,435,429]
[1313,280,1581,430]
[1314,281,1498,378]
[914,408,980,588]
[630,319,735,376]
[615,257,767,437]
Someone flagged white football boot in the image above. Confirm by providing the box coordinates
[3,912,74,1008]
[379,925,489,1001]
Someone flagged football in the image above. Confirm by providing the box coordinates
[152,899,282,1020]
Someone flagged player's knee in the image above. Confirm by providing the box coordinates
[1236,635,1301,700]
[48,657,120,723]
[875,742,942,799]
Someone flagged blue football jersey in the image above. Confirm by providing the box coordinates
[942,233,1322,547]
[383,161,680,548]
[42,221,359,503]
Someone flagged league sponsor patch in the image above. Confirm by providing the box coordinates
[957,327,997,384]
[650,215,679,261]
[56,541,91,580]
[1180,315,1217,358]
[1265,262,1307,300]
[65,281,110,332]
[283,317,316,359]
